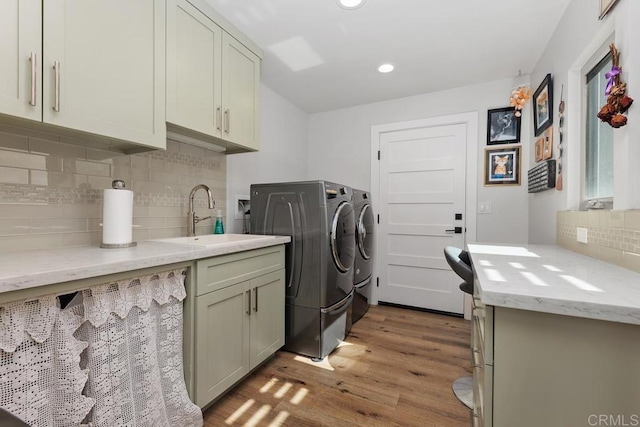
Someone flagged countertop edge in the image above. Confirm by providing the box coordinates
[0,237,290,295]
[481,289,640,326]
[469,243,640,326]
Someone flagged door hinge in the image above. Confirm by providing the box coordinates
[376,277,379,287]
[377,214,380,224]
[378,150,380,160]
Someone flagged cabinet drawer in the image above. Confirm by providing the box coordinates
[472,309,484,358]
[472,347,484,413]
[483,363,493,426]
[195,245,284,296]
[472,293,493,365]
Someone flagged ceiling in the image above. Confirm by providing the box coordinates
[205,0,572,113]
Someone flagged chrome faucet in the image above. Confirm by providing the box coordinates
[188,184,215,236]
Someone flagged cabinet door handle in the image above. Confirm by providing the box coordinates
[246,290,251,316]
[53,61,60,112]
[216,106,222,131]
[254,287,258,312]
[224,109,230,134]
[29,52,37,106]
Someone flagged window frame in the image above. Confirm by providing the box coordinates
[579,35,615,209]
[580,51,613,209]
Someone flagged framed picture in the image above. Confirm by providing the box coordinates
[487,107,521,145]
[534,138,543,162]
[533,73,553,136]
[484,146,521,186]
[599,0,620,19]
[542,128,553,160]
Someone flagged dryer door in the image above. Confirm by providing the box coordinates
[357,204,375,260]
[330,201,356,273]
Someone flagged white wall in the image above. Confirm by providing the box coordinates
[226,84,309,233]
[529,0,640,243]
[308,78,531,244]
[229,0,639,246]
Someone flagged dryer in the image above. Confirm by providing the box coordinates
[250,181,356,359]
[352,189,375,324]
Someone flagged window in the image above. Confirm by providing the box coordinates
[584,53,613,201]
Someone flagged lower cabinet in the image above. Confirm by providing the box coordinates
[471,287,493,427]
[250,271,286,366]
[473,282,640,427]
[187,245,285,408]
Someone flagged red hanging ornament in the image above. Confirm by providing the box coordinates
[598,43,633,128]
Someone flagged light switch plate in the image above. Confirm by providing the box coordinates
[577,227,588,244]
[479,202,492,214]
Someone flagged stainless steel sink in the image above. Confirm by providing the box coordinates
[150,234,277,247]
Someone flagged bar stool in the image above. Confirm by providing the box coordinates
[444,246,474,409]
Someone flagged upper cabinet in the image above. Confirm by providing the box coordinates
[0,0,166,152]
[1,0,260,155]
[0,0,42,123]
[166,0,222,139]
[167,0,261,153]
[43,0,166,150]
[221,33,260,151]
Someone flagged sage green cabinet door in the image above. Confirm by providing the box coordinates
[194,282,250,407]
[221,32,260,151]
[0,0,41,122]
[42,0,166,149]
[166,0,222,138]
[250,270,285,367]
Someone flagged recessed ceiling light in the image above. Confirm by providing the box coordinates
[378,63,394,73]
[337,0,366,10]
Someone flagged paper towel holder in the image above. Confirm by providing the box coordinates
[100,180,137,249]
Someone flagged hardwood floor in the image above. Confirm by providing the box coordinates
[202,305,472,426]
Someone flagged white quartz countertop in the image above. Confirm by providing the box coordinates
[0,235,290,295]
[468,243,640,325]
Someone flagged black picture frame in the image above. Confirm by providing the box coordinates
[533,73,553,136]
[484,145,521,186]
[487,107,521,145]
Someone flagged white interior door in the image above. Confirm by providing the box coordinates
[377,123,467,314]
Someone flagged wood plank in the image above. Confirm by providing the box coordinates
[202,304,471,426]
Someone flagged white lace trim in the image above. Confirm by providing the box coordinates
[0,295,59,352]
[72,291,202,426]
[0,267,202,427]
[0,297,94,426]
[79,268,187,328]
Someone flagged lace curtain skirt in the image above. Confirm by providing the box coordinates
[0,268,203,427]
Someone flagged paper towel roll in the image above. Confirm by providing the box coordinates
[102,188,134,247]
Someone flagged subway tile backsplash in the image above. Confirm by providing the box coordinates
[557,210,640,273]
[0,126,226,253]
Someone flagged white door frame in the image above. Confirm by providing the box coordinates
[370,111,479,318]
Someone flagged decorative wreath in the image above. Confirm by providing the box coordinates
[597,43,633,128]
